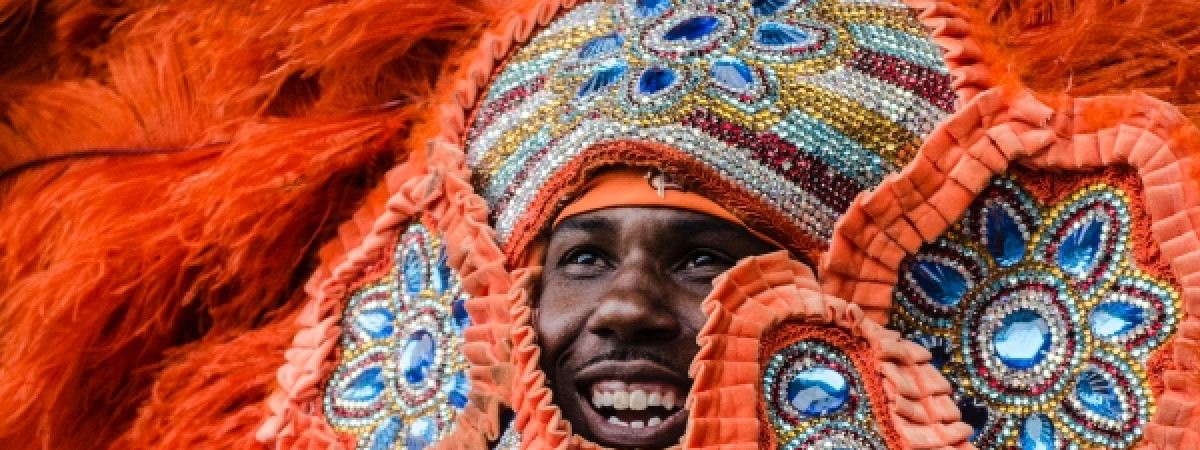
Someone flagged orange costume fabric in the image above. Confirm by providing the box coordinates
[1,0,1200,449]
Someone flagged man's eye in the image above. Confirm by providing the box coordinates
[681,250,731,271]
[566,250,601,266]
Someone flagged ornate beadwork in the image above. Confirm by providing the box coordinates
[466,0,954,247]
[763,339,888,449]
[323,222,473,449]
[892,176,1182,449]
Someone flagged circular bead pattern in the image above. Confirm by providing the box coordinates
[763,339,886,448]
[892,175,1181,449]
[323,222,473,449]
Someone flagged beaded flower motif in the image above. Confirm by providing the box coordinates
[322,223,473,449]
[891,176,1182,449]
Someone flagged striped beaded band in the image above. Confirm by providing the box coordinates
[466,0,956,258]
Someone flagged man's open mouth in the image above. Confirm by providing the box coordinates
[587,380,684,428]
[571,360,691,446]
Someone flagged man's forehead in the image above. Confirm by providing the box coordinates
[551,207,751,236]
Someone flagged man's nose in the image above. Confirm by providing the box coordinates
[585,257,680,343]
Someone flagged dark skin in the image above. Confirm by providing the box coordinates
[536,207,775,448]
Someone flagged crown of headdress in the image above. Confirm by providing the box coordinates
[467,0,957,258]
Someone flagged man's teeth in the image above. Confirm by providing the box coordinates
[590,385,683,414]
[606,416,665,428]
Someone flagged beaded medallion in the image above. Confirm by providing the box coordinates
[322,222,473,449]
[467,0,954,248]
[763,337,889,449]
[891,175,1182,449]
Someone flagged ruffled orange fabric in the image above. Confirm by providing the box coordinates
[687,251,972,449]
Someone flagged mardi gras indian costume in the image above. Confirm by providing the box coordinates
[3,0,1200,448]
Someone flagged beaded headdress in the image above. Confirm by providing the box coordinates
[467,0,956,261]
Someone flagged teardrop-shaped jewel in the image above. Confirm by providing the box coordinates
[992,309,1051,369]
[431,246,452,295]
[985,204,1025,266]
[638,67,676,94]
[710,57,755,91]
[343,367,386,402]
[400,330,438,385]
[367,416,402,450]
[403,247,425,296]
[1089,301,1146,339]
[752,0,791,15]
[451,296,471,331]
[1075,368,1124,419]
[1057,216,1105,277]
[663,16,720,41]
[754,22,814,46]
[911,260,967,306]
[786,366,848,416]
[405,416,437,450]
[578,32,623,58]
[577,61,627,98]
[634,0,670,17]
[356,308,395,339]
[1019,414,1056,450]
[448,370,470,409]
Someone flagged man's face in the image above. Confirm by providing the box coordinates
[536,207,774,448]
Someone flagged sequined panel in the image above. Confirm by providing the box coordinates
[892,176,1182,449]
[323,222,473,449]
[763,339,889,449]
[466,0,954,247]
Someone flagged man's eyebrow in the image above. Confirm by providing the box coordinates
[554,216,616,233]
[666,216,747,236]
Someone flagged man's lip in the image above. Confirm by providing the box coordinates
[573,359,689,386]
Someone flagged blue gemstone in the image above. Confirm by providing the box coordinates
[911,261,967,306]
[405,416,437,450]
[1019,414,1056,450]
[368,416,402,450]
[911,334,951,369]
[634,0,670,17]
[1075,368,1123,419]
[985,204,1025,266]
[343,367,386,402]
[431,247,452,295]
[754,22,813,46]
[664,16,720,41]
[1058,217,1105,277]
[992,309,1051,369]
[710,57,755,91]
[577,61,627,98]
[404,248,424,296]
[1090,301,1145,339]
[752,0,791,15]
[638,67,676,94]
[400,330,437,385]
[448,370,470,409]
[451,296,471,331]
[786,366,848,416]
[356,308,395,339]
[578,33,623,58]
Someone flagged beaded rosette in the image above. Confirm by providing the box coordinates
[892,174,1183,449]
[469,0,955,257]
[321,223,475,448]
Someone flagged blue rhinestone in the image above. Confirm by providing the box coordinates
[400,330,437,385]
[1019,414,1056,450]
[405,416,437,450]
[985,204,1025,266]
[911,261,967,306]
[786,366,848,416]
[957,395,990,442]
[664,16,720,41]
[403,248,424,296]
[343,367,385,402]
[356,308,395,339]
[752,0,790,15]
[992,309,1051,369]
[710,57,755,91]
[911,334,951,369]
[451,296,471,331]
[638,67,676,94]
[448,370,470,409]
[1090,301,1145,339]
[1075,368,1123,419]
[367,416,402,450]
[1057,216,1104,277]
[578,32,623,58]
[577,61,627,98]
[634,0,670,17]
[431,247,452,295]
[754,22,813,46]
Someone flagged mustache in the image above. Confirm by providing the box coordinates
[577,348,679,372]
